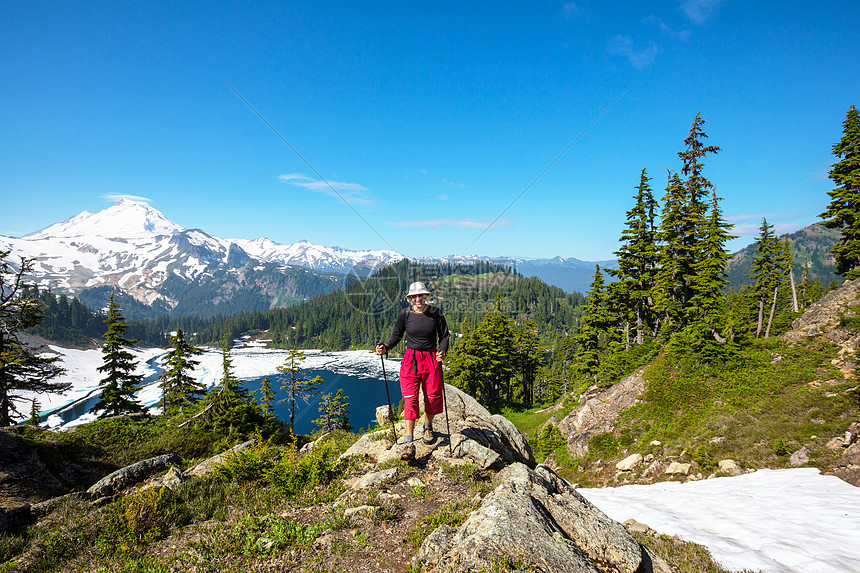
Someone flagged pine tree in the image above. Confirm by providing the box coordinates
[259,375,276,419]
[655,172,688,330]
[277,347,322,433]
[91,294,144,418]
[203,340,262,435]
[609,168,660,345]
[748,219,782,337]
[688,191,736,344]
[313,389,351,431]
[820,105,860,279]
[574,265,610,381]
[514,320,541,406]
[0,252,67,426]
[29,398,40,426]
[157,328,204,414]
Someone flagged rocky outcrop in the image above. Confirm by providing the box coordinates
[835,442,860,487]
[418,463,650,573]
[0,429,62,509]
[87,453,181,497]
[556,370,646,456]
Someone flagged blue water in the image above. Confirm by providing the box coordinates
[48,367,402,436]
[245,369,402,435]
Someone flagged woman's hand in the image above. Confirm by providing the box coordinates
[436,351,445,362]
[376,344,387,355]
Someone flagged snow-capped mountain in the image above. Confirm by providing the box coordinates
[0,200,403,317]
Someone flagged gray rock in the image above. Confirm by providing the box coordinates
[162,466,185,490]
[420,463,643,573]
[718,459,742,476]
[343,504,378,519]
[351,468,396,490]
[557,370,646,457]
[426,384,535,467]
[87,453,182,497]
[300,432,329,454]
[450,433,500,469]
[835,442,860,486]
[665,462,691,476]
[375,405,395,426]
[616,454,643,471]
[339,433,394,462]
[185,439,255,477]
[789,447,810,467]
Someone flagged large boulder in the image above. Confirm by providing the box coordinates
[0,429,62,509]
[556,370,646,457]
[835,442,860,486]
[424,384,535,467]
[418,463,647,573]
[87,453,182,497]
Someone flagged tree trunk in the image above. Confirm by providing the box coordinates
[765,286,779,338]
[789,268,799,312]
[756,297,765,337]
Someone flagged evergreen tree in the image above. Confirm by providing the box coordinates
[203,340,262,434]
[446,302,517,405]
[654,172,689,330]
[574,265,610,381]
[259,375,276,419]
[608,168,659,345]
[313,389,351,431]
[514,320,541,407]
[748,219,782,337]
[688,191,736,345]
[91,294,144,418]
[29,398,40,426]
[820,105,860,279]
[0,252,67,426]
[157,328,204,414]
[277,347,322,433]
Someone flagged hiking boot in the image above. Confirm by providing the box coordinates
[423,424,435,444]
[401,443,415,461]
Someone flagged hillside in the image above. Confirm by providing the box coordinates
[522,278,860,492]
[725,223,840,290]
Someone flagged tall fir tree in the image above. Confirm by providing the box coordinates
[655,172,689,331]
[688,191,736,345]
[748,219,782,337]
[574,265,610,381]
[0,253,67,426]
[820,104,860,279]
[277,347,322,433]
[157,328,204,414]
[608,168,659,344]
[259,375,276,419]
[92,294,144,417]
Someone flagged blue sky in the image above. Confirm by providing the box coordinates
[2,1,858,260]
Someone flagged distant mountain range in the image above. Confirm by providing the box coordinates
[0,200,840,319]
[0,200,612,318]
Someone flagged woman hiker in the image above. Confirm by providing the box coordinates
[376,281,450,461]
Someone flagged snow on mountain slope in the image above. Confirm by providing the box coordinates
[25,199,184,240]
[232,237,403,273]
[0,200,405,311]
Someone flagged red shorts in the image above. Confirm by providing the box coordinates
[400,348,444,420]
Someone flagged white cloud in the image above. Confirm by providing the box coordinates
[441,179,465,187]
[101,193,152,203]
[437,194,450,201]
[608,35,659,69]
[680,0,725,25]
[278,173,373,206]
[726,211,778,223]
[389,217,513,230]
[644,14,691,41]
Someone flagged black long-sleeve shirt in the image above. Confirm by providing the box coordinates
[385,305,450,353]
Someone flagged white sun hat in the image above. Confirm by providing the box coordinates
[406,281,431,298]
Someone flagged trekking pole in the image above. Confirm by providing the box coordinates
[440,361,453,456]
[378,342,397,441]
